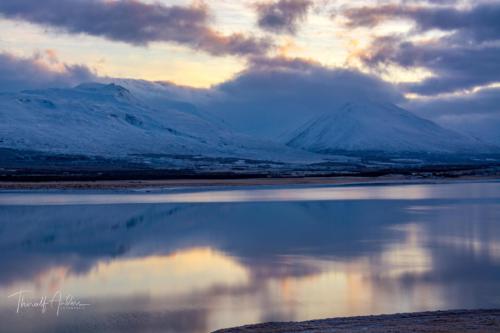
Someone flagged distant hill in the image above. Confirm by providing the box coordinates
[284,102,494,154]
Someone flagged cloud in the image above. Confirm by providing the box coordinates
[407,86,500,145]
[361,37,500,95]
[207,56,403,137]
[0,51,96,92]
[0,0,271,57]
[338,2,500,96]
[408,86,500,118]
[255,0,312,34]
[343,2,500,43]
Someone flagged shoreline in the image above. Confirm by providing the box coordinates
[213,309,500,333]
[0,174,499,190]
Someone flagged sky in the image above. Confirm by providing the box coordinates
[1,0,499,139]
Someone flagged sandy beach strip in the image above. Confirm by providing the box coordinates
[0,176,397,190]
[213,309,500,333]
[1,174,500,190]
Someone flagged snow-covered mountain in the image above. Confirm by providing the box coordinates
[283,102,493,154]
[0,84,497,173]
[0,83,319,164]
[108,79,212,119]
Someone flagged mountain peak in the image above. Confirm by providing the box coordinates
[76,82,131,99]
[285,101,489,154]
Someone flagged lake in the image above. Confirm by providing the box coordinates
[0,181,500,332]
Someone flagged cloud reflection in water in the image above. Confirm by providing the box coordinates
[0,182,499,332]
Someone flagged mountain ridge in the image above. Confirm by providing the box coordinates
[1,83,498,172]
[284,101,495,154]
[0,83,322,165]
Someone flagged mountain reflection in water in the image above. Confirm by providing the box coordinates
[0,182,499,333]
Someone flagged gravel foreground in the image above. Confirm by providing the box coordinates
[213,309,500,333]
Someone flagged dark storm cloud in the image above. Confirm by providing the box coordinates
[255,0,312,34]
[338,2,500,96]
[224,56,402,103]
[207,56,403,137]
[0,51,96,92]
[408,86,500,118]
[0,0,271,57]
[406,86,500,145]
[362,38,500,95]
[343,2,500,43]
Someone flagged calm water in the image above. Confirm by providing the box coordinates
[0,181,500,333]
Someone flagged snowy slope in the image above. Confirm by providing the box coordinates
[0,83,321,163]
[284,101,493,154]
[108,79,211,119]
[1,84,495,171]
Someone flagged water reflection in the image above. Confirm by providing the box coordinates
[1,181,500,206]
[0,182,499,332]
[9,248,248,298]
